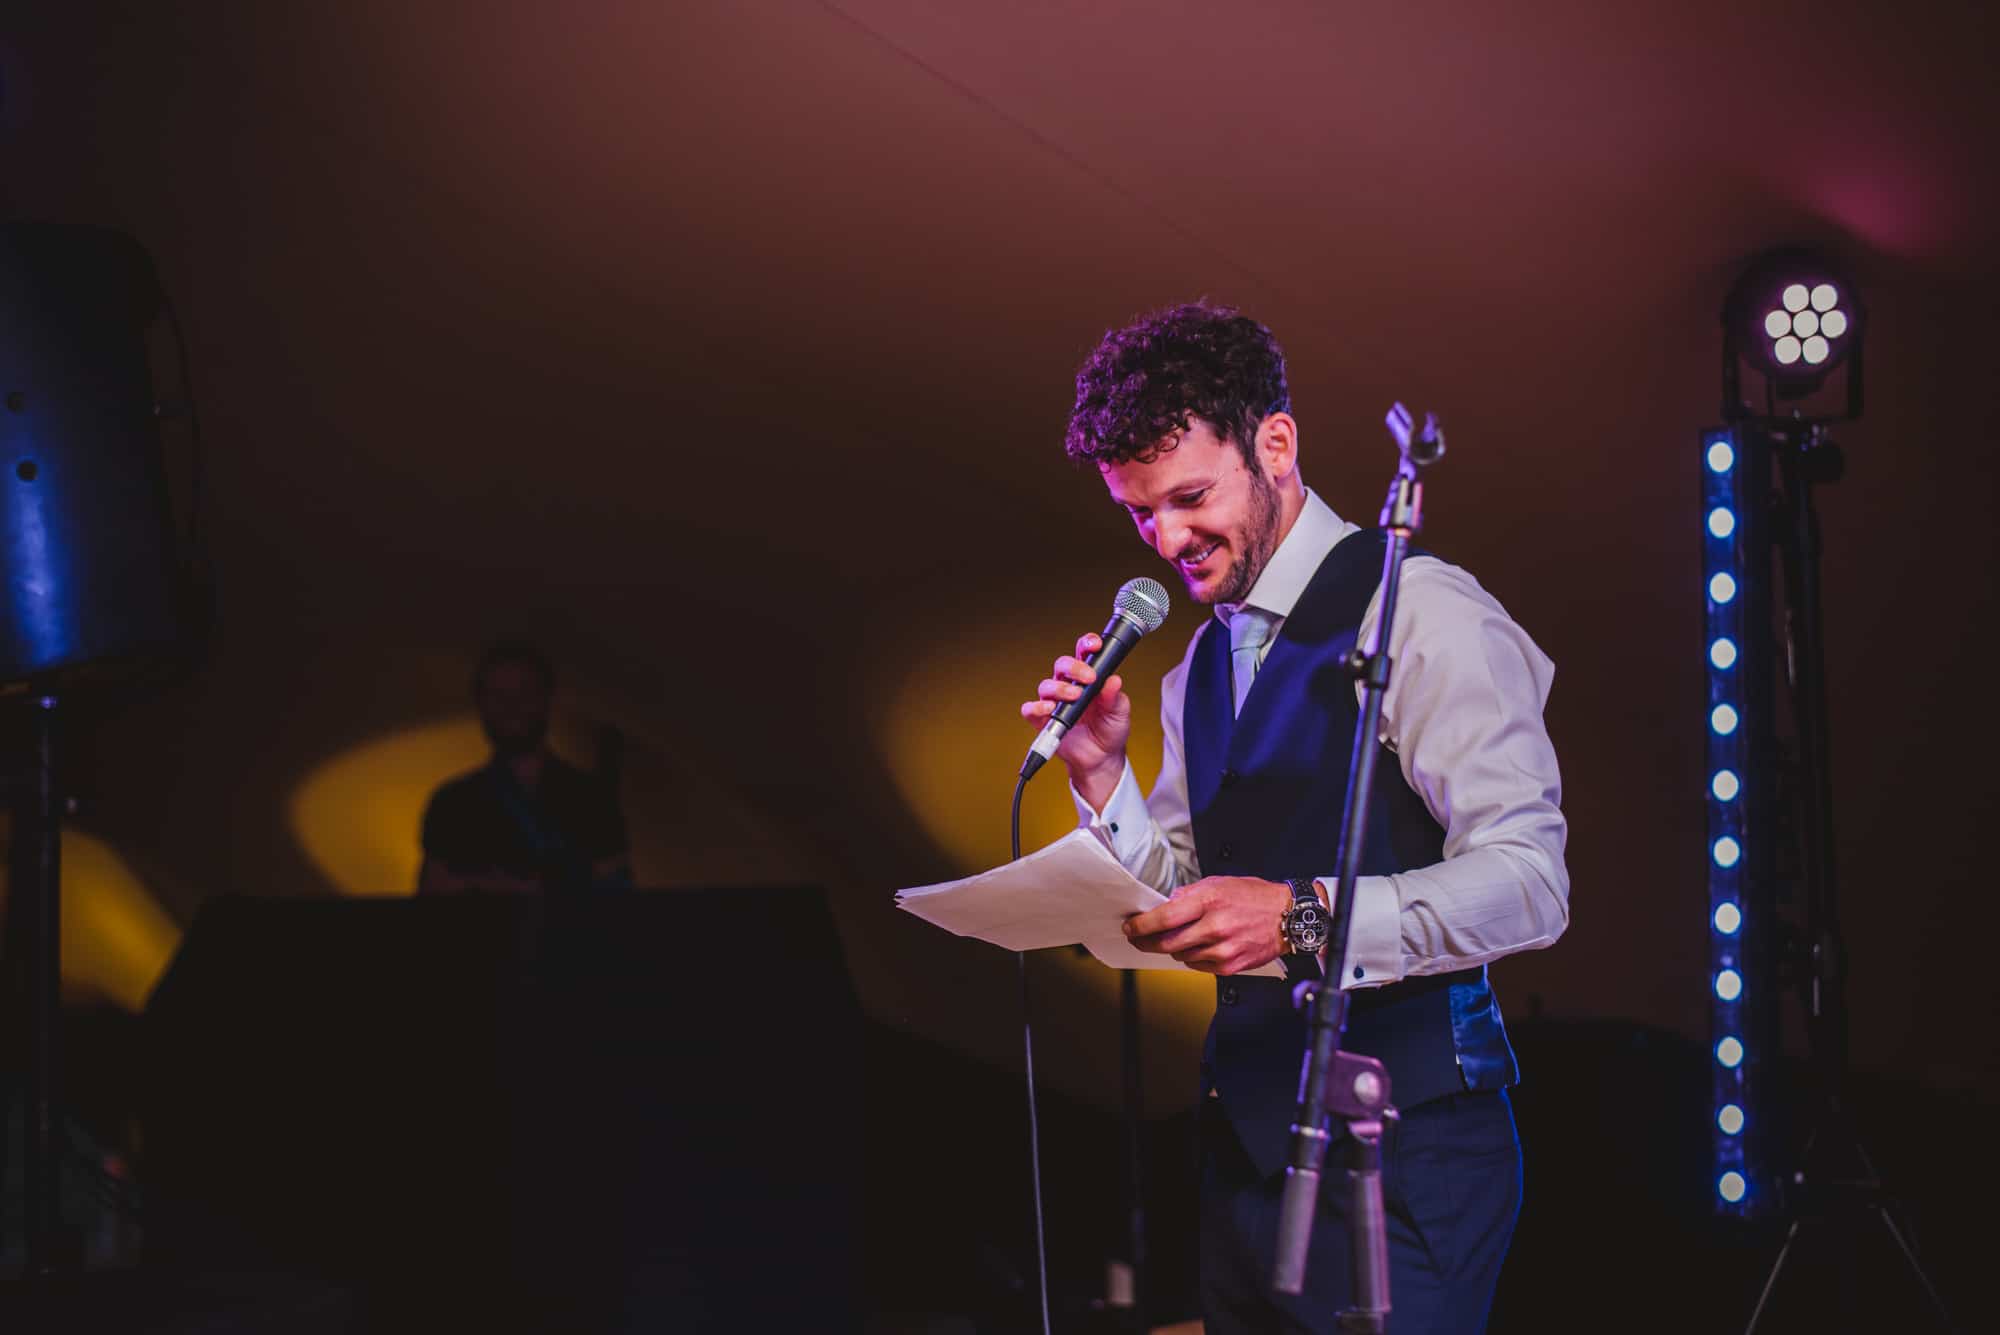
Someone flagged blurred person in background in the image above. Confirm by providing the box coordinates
[418,640,631,894]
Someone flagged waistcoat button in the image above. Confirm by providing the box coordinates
[1220,984,1239,1006]
[1218,842,1235,861]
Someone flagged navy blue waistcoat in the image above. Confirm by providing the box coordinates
[1187,529,1518,1180]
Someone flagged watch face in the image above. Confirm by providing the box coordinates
[1286,902,1330,951]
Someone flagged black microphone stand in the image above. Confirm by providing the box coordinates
[1271,405,1444,1331]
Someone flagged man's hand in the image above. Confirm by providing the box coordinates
[1123,876,1293,975]
[1020,631,1132,811]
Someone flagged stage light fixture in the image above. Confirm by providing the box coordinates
[1719,1104,1746,1136]
[1716,969,1744,1001]
[1717,1037,1745,1068]
[1719,1172,1748,1204]
[1723,247,1865,422]
[1712,704,1739,735]
[1713,770,1740,801]
[1714,902,1742,935]
[1751,271,1851,372]
[1710,573,1737,604]
[1714,837,1742,869]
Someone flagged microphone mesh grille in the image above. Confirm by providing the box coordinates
[1114,577,1171,635]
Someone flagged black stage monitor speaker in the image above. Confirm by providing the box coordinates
[0,222,180,690]
[143,890,864,1334]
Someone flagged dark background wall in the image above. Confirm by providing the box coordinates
[3,0,1996,1244]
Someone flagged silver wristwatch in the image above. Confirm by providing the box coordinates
[1278,877,1330,955]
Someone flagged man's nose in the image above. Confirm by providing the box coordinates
[1153,514,1188,561]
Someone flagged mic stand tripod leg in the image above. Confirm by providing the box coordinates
[1341,1114,1391,1332]
[1273,999,1396,1335]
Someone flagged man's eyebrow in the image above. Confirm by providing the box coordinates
[1114,477,1217,510]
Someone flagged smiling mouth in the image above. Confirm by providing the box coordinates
[1177,541,1220,574]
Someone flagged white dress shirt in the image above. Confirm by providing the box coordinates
[1074,489,1570,989]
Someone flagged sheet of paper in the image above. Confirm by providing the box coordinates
[895,827,1284,978]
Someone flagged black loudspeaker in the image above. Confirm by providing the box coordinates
[142,892,865,1334]
[0,222,180,690]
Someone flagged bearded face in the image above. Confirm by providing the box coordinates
[1102,421,1286,606]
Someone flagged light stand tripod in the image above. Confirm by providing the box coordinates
[2,222,194,1289]
[1271,403,1444,1332]
[3,696,66,1281]
[1740,420,1957,1334]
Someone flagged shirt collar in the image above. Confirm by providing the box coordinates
[1215,488,1356,628]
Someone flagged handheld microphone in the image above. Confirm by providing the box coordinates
[1021,577,1170,781]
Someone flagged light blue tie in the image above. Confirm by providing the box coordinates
[1228,606,1276,717]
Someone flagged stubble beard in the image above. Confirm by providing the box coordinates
[1199,466,1283,606]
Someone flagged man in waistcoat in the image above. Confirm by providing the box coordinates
[1022,302,1569,1333]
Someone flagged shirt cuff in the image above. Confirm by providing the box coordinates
[1327,873,1402,990]
[1071,760,1152,866]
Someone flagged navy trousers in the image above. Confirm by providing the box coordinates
[1199,1089,1521,1334]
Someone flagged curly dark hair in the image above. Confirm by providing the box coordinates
[1065,301,1290,468]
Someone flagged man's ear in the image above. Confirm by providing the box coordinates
[1254,412,1300,482]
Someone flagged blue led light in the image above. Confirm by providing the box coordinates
[1704,428,1754,1216]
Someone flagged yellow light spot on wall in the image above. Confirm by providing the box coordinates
[0,818,182,1012]
[874,612,1219,1038]
[877,617,1170,872]
[288,716,491,896]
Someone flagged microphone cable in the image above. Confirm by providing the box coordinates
[1011,771,1053,1335]
[1009,577,1165,1334]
